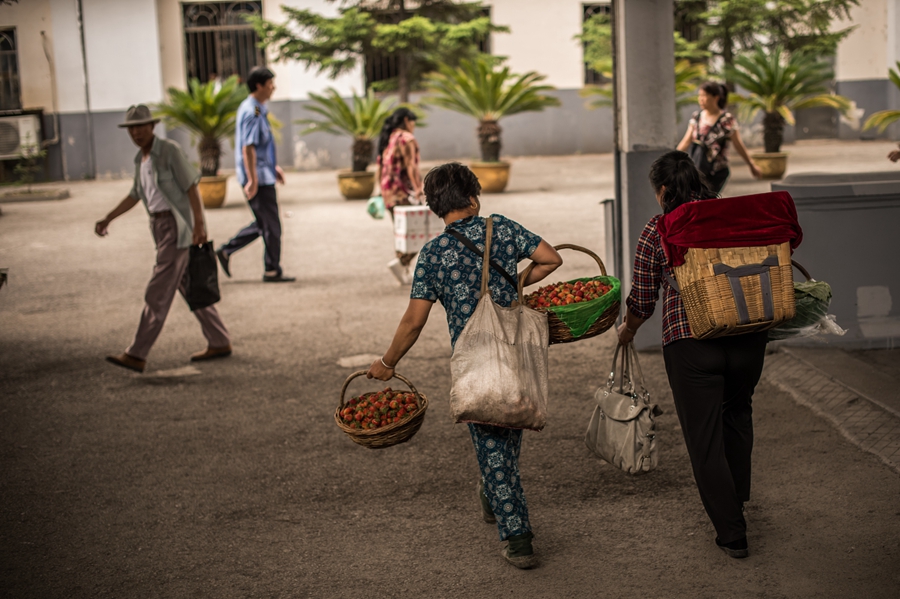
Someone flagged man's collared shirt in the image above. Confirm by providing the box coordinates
[235,95,277,187]
[130,136,200,249]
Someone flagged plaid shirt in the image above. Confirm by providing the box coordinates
[625,215,692,346]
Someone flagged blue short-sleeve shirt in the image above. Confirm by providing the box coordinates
[411,214,542,349]
[235,96,277,187]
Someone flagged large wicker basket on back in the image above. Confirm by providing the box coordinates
[672,242,795,339]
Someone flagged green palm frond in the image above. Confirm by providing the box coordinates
[726,47,853,123]
[154,76,248,140]
[296,88,398,140]
[675,59,707,111]
[423,56,560,122]
[863,61,900,132]
[579,84,612,109]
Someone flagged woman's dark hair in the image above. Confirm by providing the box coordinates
[700,80,728,109]
[423,162,481,218]
[246,66,275,93]
[377,107,418,158]
[649,150,717,213]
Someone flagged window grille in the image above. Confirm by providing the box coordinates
[0,28,21,111]
[182,2,266,86]
[582,3,611,86]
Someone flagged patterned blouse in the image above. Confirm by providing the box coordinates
[690,110,738,174]
[377,129,419,208]
[625,214,693,346]
[410,214,542,349]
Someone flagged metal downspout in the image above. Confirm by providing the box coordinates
[75,0,96,178]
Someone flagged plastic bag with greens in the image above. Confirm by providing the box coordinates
[768,280,846,341]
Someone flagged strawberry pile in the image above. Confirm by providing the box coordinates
[525,279,613,309]
[340,388,420,430]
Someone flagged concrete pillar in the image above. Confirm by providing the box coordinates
[613,0,677,350]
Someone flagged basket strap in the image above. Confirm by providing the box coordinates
[713,255,779,325]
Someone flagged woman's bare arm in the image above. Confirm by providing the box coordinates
[523,240,563,287]
[676,122,695,152]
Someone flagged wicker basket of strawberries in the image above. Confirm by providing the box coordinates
[335,371,428,449]
[521,244,621,345]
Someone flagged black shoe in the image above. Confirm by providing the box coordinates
[263,273,296,283]
[502,532,538,569]
[216,249,231,278]
[716,536,749,559]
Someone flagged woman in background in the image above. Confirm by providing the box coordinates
[677,81,760,194]
[374,107,424,284]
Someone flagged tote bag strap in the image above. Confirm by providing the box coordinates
[480,217,494,296]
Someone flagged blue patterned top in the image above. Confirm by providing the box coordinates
[410,214,542,349]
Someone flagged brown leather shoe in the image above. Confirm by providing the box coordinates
[106,353,146,373]
[190,345,232,362]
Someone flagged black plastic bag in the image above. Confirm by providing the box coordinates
[182,242,220,311]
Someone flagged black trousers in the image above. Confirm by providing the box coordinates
[219,185,282,275]
[707,166,730,194]
[663,331,768,544]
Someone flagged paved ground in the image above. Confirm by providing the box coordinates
[1,140,899,598]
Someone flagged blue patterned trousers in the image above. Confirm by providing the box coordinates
[468,423,532,541]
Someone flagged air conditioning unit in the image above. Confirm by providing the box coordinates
[0,114,42,160]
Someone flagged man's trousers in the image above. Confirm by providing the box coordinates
[126,212,230,360]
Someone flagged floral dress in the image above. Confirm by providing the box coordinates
[378,129,419,209]
[690,110,738,174]
[411,214,542,541]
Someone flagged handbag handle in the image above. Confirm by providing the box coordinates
[791,260,812,281]
[606,343,650,405]
[339,370,422,409]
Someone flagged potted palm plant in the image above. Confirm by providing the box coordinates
[296,88,397,200]
[154,76,247,208]
[727,47,855,179]
[424,56,560,193]
[863,61,900,134]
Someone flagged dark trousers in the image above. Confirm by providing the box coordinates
[219,185,282,275]
[707,167,730,194]
[663,331,768,544]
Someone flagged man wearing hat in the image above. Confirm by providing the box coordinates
[95,104,232,373]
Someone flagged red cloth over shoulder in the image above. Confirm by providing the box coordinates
[657,191,803,267]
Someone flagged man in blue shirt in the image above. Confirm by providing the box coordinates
[216,67,295,283]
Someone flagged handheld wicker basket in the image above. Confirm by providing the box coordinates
[521,244,621,345]
[671,243,796,339]
[334,371,428,449]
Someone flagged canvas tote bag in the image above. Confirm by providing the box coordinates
[449,217,550,431]
[584,343,659,474]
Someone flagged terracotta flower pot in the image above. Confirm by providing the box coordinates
[470,161,510,194]
[197,175,228,209]
[338,170,375,200]
[751,152,788,180]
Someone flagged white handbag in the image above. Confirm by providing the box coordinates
[449,217,550,430]
[584,343,660,474]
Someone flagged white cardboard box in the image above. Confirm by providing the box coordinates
[394,205,441,253]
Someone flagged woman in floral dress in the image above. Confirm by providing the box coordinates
[677,81,760,194]
[374,107,424,284]
[368,163,563,569]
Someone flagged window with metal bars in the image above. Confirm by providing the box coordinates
[0,28,21,111]
[582,3,611,86]
[182,2,266,86]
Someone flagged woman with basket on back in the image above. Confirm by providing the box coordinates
[677,81,761,194]
[368,163,563,569]
[374,107,425,284]
[617,151,771,559]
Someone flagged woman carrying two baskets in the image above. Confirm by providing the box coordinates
[617,151,778,560]
[367,163,563,569]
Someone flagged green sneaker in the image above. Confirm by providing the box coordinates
[502,531,538,569]
[477,480,496,524]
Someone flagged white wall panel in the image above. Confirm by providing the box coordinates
[0,0,54,110]
[81,0,164,111]
[836,0,889,81]
[487,0,584,90]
